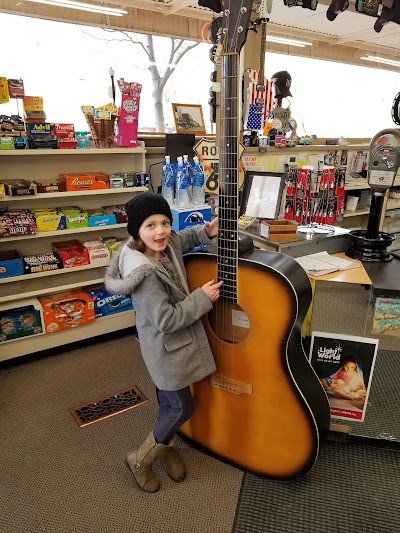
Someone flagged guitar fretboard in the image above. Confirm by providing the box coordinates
[218,54,240,303]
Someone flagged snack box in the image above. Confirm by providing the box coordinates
[102,205,128,223]
[38,291,95,333]
[0,249,24,279]
[0,183,5,198]
[82,239,110,265]
[0,210,38,238]
[23,252,62,274]
[63,210,88,230]
[35,179,66,193]
[0,298,43,343]
[86,286,133,318]
[5,180,37,197]
[34,212,66,232]
[60,172,110,192]
[52,239,90,268]
[87,209,116,227]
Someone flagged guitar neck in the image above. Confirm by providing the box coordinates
[218,53,240,302]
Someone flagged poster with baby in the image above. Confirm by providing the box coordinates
[309,332,379,422]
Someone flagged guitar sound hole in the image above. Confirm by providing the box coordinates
[207,300,251,344]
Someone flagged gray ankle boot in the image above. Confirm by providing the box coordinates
[163,440,186,482]
[126,432,168,493]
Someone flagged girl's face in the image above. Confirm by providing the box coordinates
[138,214,171,258]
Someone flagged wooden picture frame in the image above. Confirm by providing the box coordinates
[172,103,206,135]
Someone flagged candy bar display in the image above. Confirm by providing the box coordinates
[115,78,142,148]
[0,300,43,342]
[0,208,37,238]
[23,252,62,274]
[38,291,95,333]
[102,204,127,223]
[5,180,37,196]
[87,287,133,318]
[59,172,110,191]
[82,103,119,149]
[102,236,125,257]
[82,238,110,264]
[32,209,66,232]
[86,209,116,227]
[52,240,90,268]
[0,249,24,279]
[58,207,89,229]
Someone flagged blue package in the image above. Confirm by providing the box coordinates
[87,288,133,317]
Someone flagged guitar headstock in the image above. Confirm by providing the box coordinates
[220,0,253,54]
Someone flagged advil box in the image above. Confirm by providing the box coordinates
[171,206,211,232]
[38,290,95,333]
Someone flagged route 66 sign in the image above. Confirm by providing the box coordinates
[194,138,245,194]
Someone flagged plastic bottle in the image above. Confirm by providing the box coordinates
[174,156,190,208]
[183,154,192,204]
[161,155,174,206]
[191,156,205,205]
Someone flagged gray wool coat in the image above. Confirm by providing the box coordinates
[104,225,217,391]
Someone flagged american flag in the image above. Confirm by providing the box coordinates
[244,69,273,131]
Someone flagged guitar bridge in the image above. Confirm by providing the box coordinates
[210,374,253,395]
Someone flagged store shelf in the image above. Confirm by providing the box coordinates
[0,186,147,202]
[343,209,370,218]
[0,261,109,285]
[1,223,127,243]
[0,147,146,156]
[386,198,400,211]
[0,277,105,304]
[1,310,136,362]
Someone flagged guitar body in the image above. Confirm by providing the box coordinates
[181,248,330,479]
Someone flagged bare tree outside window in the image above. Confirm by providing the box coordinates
[80,28,200,132]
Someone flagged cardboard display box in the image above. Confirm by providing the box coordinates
[0,249,24,279]
[38,290,95,333]
[171,205,211,232]
[0,298,44,343]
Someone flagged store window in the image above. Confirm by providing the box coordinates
[0,12,399,138]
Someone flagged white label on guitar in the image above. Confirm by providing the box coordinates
[232,310,250,329]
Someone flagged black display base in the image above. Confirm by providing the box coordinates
[347,230,396,262]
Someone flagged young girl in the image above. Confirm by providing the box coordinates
[105,192,222,493]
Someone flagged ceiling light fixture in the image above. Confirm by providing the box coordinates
[24,0,128,16]
[265,36,312,48]
[361,55,400,68]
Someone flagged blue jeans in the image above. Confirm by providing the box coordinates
[153,386,194,444]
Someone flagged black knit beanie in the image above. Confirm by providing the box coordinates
[125,192,173,238]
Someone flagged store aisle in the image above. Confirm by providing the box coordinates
[0,336,242,533]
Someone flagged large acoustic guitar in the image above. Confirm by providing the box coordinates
[180,0,330,480]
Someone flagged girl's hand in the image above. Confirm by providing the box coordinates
[204,217,218,239]
[201,279,223,303]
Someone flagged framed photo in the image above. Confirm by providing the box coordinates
[172,103,206,135]
[239,171,286,220]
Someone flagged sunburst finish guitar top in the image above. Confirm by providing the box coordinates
[179,0,330,479]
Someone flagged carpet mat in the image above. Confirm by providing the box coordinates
[233,440,400,533]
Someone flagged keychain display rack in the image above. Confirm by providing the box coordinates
[283,161,347,233]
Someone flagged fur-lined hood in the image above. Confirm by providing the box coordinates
[104,237,189,297]
[104,240,156,296]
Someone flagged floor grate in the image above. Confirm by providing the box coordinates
[69,386,148,427]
